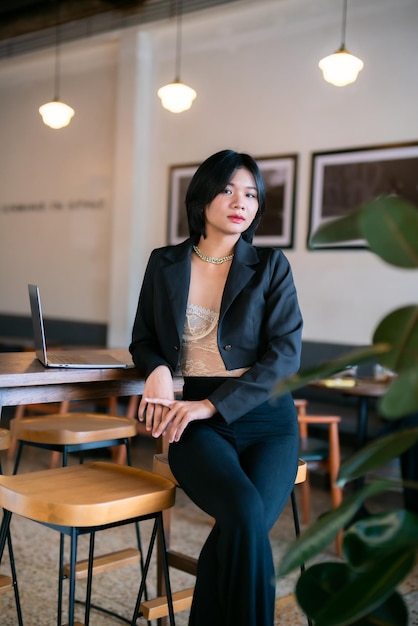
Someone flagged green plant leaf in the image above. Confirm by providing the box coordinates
[296,553,414,626]
[343,510,418,567]
[379,367,418,417]
[349,591,408,626]
[373,306,418,372]
[310,210,363,247]
[278,481,392,576]
[358,196,418,268]
[274,344,390,397]
[337,428,418,485]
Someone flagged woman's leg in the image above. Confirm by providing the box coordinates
[169,421,274,626]
[237,394,299,530]
[168,398,298,626]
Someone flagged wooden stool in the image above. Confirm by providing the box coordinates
[10,413,146,622]
[0,428,23,625]
[146,454,310,625]
[8,398,129,465]
[10,411,137,472]
[0,462,177,626]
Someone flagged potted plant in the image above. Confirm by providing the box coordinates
[275,195,418,625]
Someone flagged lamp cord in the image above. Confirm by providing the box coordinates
[174,0,183,82]
[53,0,61,101]
[341,0,347,48]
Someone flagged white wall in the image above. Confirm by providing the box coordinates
[0,39,118,322]
[0,0,417,348]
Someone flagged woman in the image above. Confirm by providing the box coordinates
[129,149,303,626]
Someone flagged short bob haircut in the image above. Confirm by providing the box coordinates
[186,150,266,243]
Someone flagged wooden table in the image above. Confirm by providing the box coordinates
[311,377,389,448]
[0,349,184,416]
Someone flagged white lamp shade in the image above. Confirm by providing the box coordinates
[157,81,197,113]
[319,49,364,86]
[39,100,75,129]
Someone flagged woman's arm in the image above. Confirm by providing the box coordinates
[130,251,178,432]
[130,251,173,376]
[138,365,175,433]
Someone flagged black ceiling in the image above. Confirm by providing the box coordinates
[0,0,242,57]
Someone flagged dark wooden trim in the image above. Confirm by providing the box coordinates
[0,314,107,349]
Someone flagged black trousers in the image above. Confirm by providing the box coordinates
[168,377,299,626]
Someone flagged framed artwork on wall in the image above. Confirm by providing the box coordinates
[167,163,197,245]
[253,155,297,248]
[167,154,298,248]
[308,141,418,249]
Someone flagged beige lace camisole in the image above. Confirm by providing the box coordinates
[180,303,249,377]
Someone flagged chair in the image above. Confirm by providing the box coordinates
[0,428,23,625]
[146,453,311,626]
[9,406,145,622]
[8,398,127,465]
[10,407,137,473]
[0,462,177,626]
[294,399,343,554]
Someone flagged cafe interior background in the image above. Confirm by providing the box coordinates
[0,0,417,355]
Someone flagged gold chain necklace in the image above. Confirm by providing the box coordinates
[193,245,234,265]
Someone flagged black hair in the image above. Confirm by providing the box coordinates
[185,149,266,243]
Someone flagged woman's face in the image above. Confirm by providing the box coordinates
[204,168,259,239]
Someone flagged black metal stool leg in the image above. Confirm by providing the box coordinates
[131,513,175,626]
[57,447,69,625]
[12,442,24,476]
[7,531,24,626]
[68,528,78,626]
[0,510,24,626]
[58,532,65,625]
[291,489,313,626]
[126,439,148,604]
[0,510,12,563]
[157,514,175,626]
[84,532,96,626]
[1,458,24,626]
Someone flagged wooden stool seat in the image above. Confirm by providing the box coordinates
[11,410,138,473]
[0,462,177,625]
[0,462,175,526]
[10,413,137,446]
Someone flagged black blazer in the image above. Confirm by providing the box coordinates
[129,236,303,423]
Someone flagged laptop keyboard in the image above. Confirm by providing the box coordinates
[46,352,126,367]
[47,353,89,365]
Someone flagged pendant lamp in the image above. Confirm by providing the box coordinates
[158,0,196,113]
[319,0,364,87]
[39,2,74,129]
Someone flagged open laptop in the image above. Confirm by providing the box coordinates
[28,284,130,369]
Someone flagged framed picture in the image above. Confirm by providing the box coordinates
[167,154,297,248]
[308,141,418,249]
[167,163,197,245]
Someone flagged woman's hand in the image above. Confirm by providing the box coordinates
[138,365,174,434]
[143,397,216,443]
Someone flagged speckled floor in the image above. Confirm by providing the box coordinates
[1,436,417,625]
